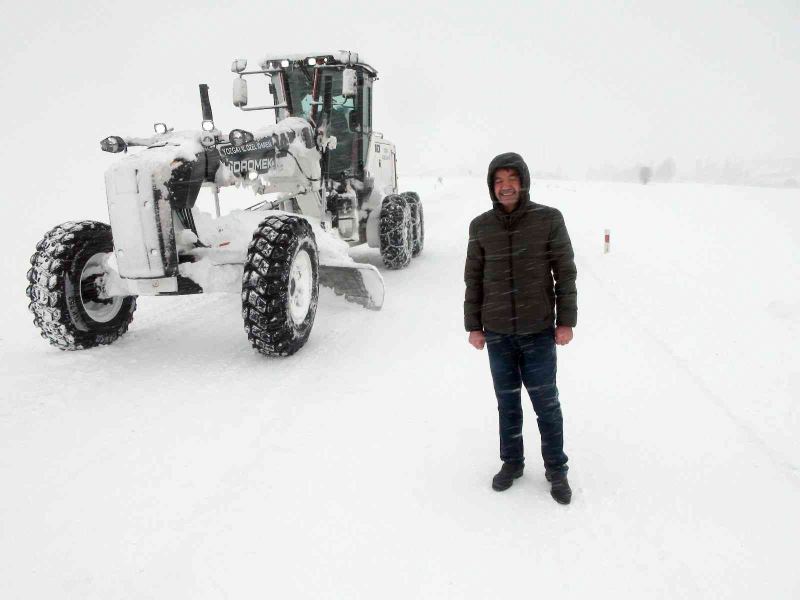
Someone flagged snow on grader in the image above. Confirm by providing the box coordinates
[26,51,423,356]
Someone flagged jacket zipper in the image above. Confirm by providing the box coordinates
[505,217,518,334]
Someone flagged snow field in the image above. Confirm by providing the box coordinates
[0,177,798,598]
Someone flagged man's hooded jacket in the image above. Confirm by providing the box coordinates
[464,152,577,334]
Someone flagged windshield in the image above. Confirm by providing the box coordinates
[286,67,356,177]
[286,67,354,122]
[284,66,315,119]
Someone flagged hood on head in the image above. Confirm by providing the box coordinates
[486,152,531,205]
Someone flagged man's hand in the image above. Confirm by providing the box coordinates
[555,326,573,346]
[468,330,486,350]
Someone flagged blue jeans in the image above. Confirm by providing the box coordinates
[485,328,568,475]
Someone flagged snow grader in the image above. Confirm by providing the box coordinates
[26,51,423,356]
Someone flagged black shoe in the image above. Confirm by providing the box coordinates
[546,472,572,504]
[492,462,524,491]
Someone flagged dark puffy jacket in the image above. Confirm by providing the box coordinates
[464,152,577,334]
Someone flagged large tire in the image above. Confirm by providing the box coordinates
[402,191,424,257]
[26,221,137,350]
[379,194,413,269]
[242,214,319,357]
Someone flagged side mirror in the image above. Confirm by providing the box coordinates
[231,59,247,73]
[233,77,248,107]
[342,68,357,98]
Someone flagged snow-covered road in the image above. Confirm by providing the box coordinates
[1,177,798,598]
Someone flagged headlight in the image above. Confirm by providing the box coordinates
[230,130,245,146]
[100,136,127,153]
[154,122,168,134]
[307,57,317,66]
[229,129,254,147]
[202,120,215,132]
[280,59,290,68]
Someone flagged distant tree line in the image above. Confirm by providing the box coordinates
[587,157,799,188]
[589,158,677,184]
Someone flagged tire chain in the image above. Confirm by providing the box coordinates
[241,215,317,357]
[26,220,136,350]
[402,191,424,257]
[379,195,413,269]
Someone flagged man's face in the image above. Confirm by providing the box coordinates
[493,168,521,212]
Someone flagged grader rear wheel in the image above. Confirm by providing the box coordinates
[379,194,413,270]
[402,191,424,257]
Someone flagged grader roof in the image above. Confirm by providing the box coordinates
[258,51,377,76]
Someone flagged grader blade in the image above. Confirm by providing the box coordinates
[319,263,384,311]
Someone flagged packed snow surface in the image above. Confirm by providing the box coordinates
[1,177,798,598]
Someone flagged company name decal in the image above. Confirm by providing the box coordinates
[218,138,274,157]
[228,157,276,174]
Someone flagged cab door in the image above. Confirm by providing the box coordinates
[365,136,398,209]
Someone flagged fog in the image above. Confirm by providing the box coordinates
[1,0,797,191]
[1,4,799,594]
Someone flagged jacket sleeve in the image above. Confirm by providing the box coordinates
[464,219,485,331]
[548,210,577,327]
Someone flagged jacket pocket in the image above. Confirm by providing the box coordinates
[514,285,552,322]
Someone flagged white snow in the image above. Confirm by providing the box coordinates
[181,207,378,295]
[112,132,205,193]
[1,177,799,598]
[191,206,358,265]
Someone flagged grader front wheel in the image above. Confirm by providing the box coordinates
[242,215,320,357]
[26,221,137,350]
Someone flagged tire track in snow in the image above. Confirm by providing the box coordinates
[579,253,800,485]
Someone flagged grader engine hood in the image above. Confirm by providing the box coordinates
[104,133,207,280]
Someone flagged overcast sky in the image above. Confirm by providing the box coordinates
[1,0,797,186]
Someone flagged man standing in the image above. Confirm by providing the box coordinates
[464,152,577,505]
